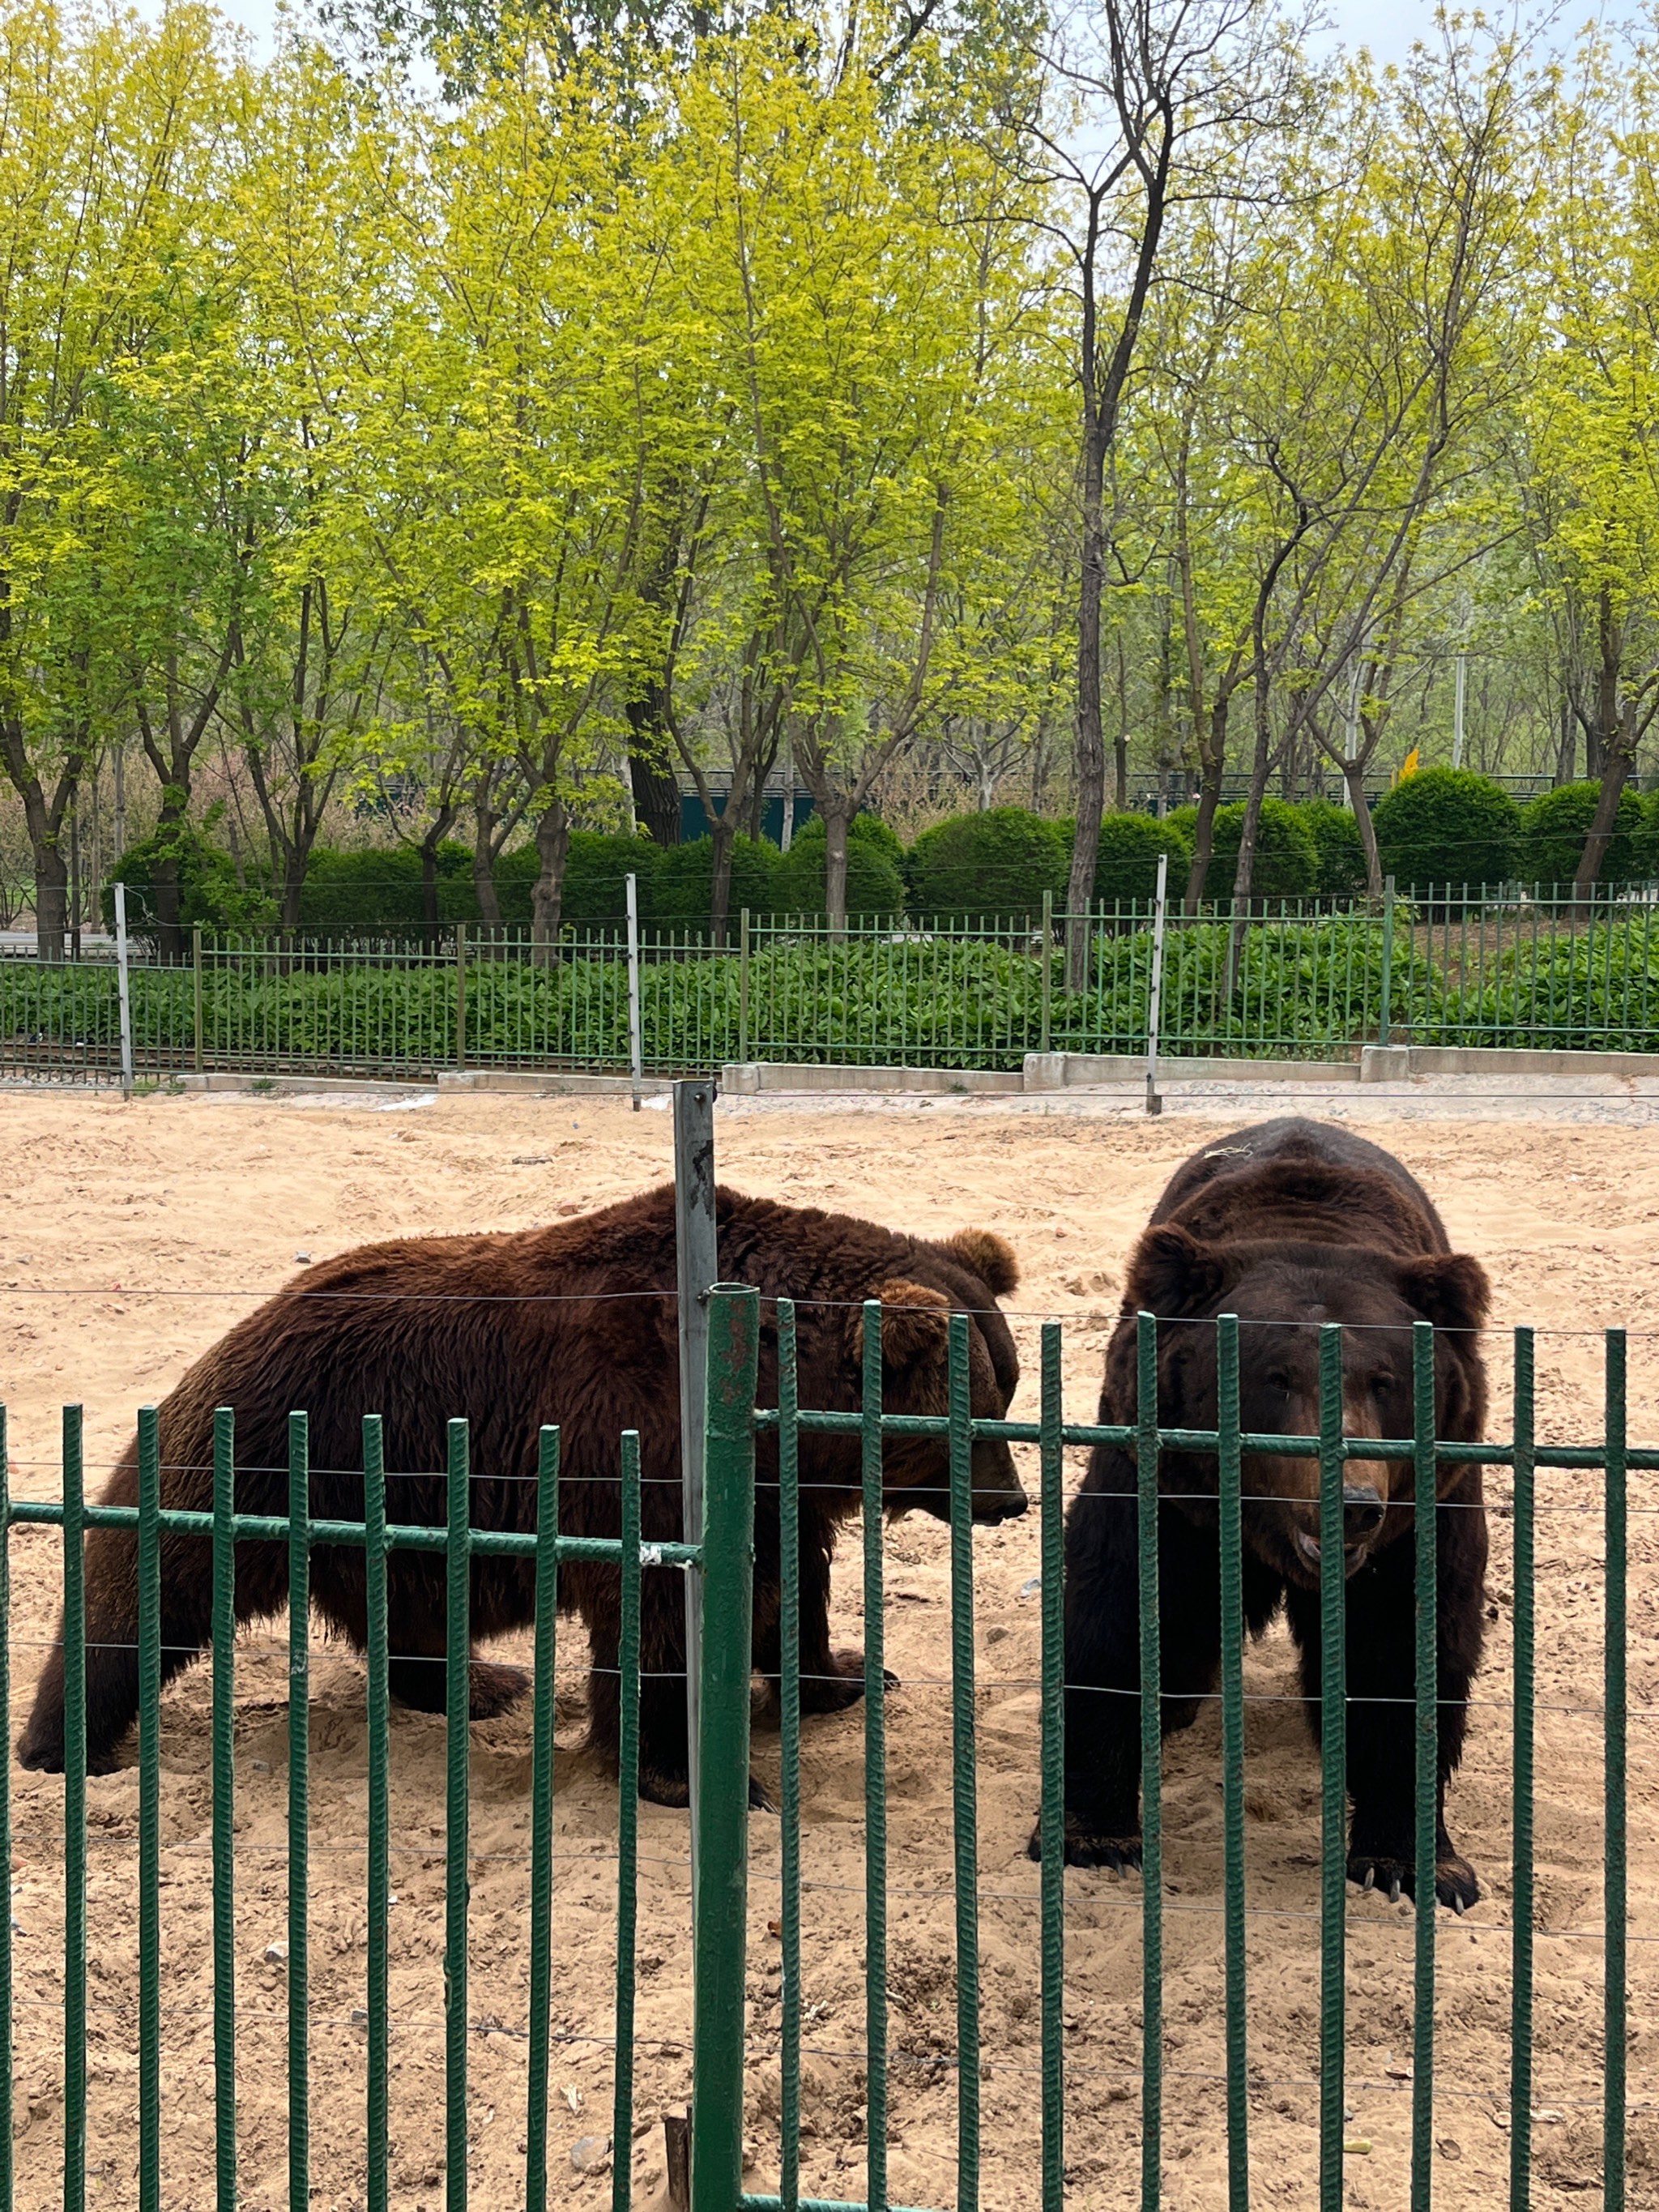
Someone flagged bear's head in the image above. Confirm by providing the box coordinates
[846,1227,1026,1527]
[1115,1224,1490,1587]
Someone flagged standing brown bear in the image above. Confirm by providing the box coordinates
[1038,1118,1490,1907]
[19,1185,1026,1800]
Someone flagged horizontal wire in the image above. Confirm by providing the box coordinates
[6,1979,1651,2112]
[5,1635,1649,1717]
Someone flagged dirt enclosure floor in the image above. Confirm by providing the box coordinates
[0,1083,1654,2211]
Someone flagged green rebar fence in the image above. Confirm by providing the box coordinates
[0,1345,748,2212]
[7,888,1659,1081]
[736,1306,1644,2212]
[0,1296,1647,2210]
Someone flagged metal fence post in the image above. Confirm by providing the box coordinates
[113,882,134,1099]
[689,1283,758,2212]
[1380,876,1395,1047]
[625,873,643,1106]
[675,1078,719,1891]
[739,907,751,1066]
[1039,888,1052,1053]
[1145,853,1168,1117]
[193,925,204,1074]
[454,921,467,1073]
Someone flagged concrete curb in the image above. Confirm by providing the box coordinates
[37,1042,1659,1105]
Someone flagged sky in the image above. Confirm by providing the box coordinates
[164,0,1512,63]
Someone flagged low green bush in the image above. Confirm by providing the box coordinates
[102,824,275,934]
[1299,800,1370,896]
[907,806,1069,920]
[773,815,906,918]
[1082,812,1191,906]
[1516,780,1643,890]
[496,831,661,928]
[298,843,475,935]
[1372,767,1519,892]
[652,834,785,927]
[1201,798,1320,903]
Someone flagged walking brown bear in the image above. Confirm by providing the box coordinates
[1035,1118,1490,1907]
[19,1185,1026,1801]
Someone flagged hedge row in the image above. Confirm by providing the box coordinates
[99,776,1659,937]
[16,908,1659,1067]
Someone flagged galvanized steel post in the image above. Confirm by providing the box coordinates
[113,882,134,1099]
[193,925,204,1074]
[1039,888,1053,1054]
[739,907,751,1065]
[625,873,642,1107]
[675,1078,719,1886]
[1380,877,1396,1047]
[454,922,467,1072]
[1145,854,1167,1117]
[689,1284,758,2212]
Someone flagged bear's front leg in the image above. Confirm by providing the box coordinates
[1028,1457,1219,1872]
[1286,1488,1486,1911]
[753,1527,895,1718]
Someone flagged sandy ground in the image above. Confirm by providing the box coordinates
[0,1082,1654,2211]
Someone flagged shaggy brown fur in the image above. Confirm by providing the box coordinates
[1037,1119,1491,1907]
[19,1185,1026,1800]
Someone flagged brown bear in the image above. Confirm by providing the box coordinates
[1036,1117,1489,1907]
[19,1185,1026,1800]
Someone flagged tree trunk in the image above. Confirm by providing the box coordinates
[707,808,736,946]
[1064,418,1107,985]
[279,857,306,931]
[1182,694,1232,912]
[1113,637,1130,810]
[1345,759,1384,896]
[530,797,569,962]
[471,777,502,925]
[1574,726,1636,898]
[34,844,68,963]
[625,691,682,848]
[821,798,854,934]
[151,799,186,965]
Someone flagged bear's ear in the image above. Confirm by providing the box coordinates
[1124,1223,1230,1319]
[943,1228,1020,1299]
[847,1279,953,1370]
[1397,1250,1491,1334]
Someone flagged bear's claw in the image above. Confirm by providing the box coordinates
[1347,1848,1480,1912]
[1026,1815,1143,1873]
[795,1650,900,1716]
[638,1767,775,1812]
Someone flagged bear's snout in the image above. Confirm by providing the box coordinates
[970,1441,1027,1522]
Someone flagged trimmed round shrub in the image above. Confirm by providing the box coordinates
[1299,799,1369,896]
[497,831,661,928]
[652,834,784,927]
[103,824,275,933]
[1638,790,1659,880]
[907,806,1069,921]
[1204,797,1320,903]
[1371,767,1519,893]
[1081,811,1191,906]
[774,815,906,918]
[298,842,474,934]
[1516,780,1642,891]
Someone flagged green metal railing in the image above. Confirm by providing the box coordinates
[8,887,1659,1080]
[732,1296,1640,2212]
[0,1287,1645,2206]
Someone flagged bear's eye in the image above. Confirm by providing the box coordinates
[1371,1374,1397,1399]
[1263,1369,1291,1394]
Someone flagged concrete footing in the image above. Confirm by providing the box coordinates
[70,1042,1659,1105]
